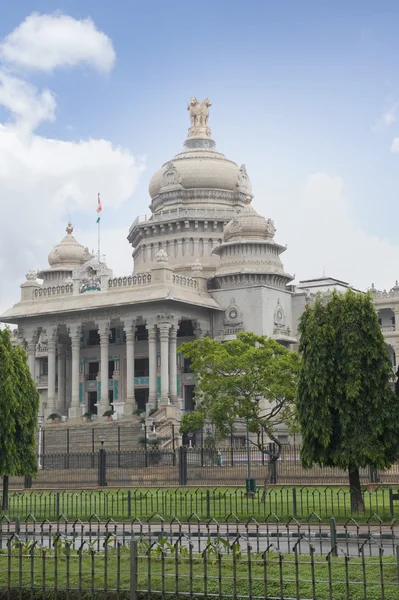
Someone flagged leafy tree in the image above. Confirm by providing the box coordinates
[297,290,399,512]
[0,330,39,509]
[179,332,300,496]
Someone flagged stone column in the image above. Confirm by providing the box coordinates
[169,325,178,403]
[98,322,110,416]
[124,320,136,415]
[26,337,37,381]
[147,324,157,409]
[68,325,81,419]
[159,322,171,405]
[46,330,57,416]
[57,343,66,414]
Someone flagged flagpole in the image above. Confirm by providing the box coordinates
[97,216,100,261]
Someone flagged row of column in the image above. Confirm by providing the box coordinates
[124,321,179,409]
[24,318,205,418]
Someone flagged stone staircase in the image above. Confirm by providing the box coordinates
[41,418,144,454]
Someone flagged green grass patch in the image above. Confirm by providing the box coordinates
[0,545,398,599]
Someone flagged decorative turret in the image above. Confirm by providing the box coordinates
[210,203,293,289]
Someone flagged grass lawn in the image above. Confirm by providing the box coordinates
[0,545,398,600]
[2,485,399,523]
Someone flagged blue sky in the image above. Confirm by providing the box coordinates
[1,1,399,310]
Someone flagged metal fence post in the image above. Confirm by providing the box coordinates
[292,488,297,517]
[206,489,211,519]
[179,446,187,485]
[55,492,60,519]
[130,540,138,600]
[98,443,107,487]
[127,490,132,519]
[330,517,337,557]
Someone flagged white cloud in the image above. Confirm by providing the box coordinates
[372,101,398,133]
[0,14,143,314]
[0,12,115,73]
[267,172,398,292]
[0,72,55,130]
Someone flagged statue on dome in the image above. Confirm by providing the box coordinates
[187,98,212,138]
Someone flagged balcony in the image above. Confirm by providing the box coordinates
[381,325,395,332]
[85,373,99,381]
[36,375,48,388]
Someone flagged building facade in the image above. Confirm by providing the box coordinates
[0,99,364,438]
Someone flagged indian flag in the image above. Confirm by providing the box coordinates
[96,193,102,223]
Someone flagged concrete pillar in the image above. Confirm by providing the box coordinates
[169,325,178,403]
[57,343,66,414]
[147,324,157,409]
[98,322,110,416]
[124,320,136,414]
[26,337,37,381]
[159,322,171,405]
[46,333,57,415]
[68,325,81,419]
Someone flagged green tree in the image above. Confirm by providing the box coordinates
[179,332,300,496]
[0,330,39,509]
[297,290,399,512]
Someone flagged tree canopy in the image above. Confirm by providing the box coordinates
[0,329,39,507]
[179,332,300,485]
[297,289,399,510]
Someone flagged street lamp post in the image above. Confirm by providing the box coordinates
[246,418,251,482]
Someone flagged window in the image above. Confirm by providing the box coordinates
[88,330,100,346]
[87,362,99,380]
[183,358,192,373]
[109,328,117,344]
[108,360,115,379]
[135,358,149,377]
[40,359,48,376]
[136,325,148,341]
[177,320,195,337]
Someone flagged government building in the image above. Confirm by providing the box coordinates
[1,99,389,444]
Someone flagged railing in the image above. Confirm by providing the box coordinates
[381,325,395,331]
[130,207,236,231]
[0,517,398,598]
[33,284,73,299]
[35,375,48,387]
[108,274,152,288]
[172,274,197,288]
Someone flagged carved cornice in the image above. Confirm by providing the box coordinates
[151,189,251,214]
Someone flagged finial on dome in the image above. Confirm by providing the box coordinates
[66,222,73,235]
[187,97,212,139]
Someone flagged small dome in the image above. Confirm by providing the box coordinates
[223,204,277,243]
[47,222,92,269]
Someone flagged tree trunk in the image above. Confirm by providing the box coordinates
[2,476,9,511]
[261,459,277,502]
[348,467,364,513]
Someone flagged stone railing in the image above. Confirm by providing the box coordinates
[108,274,152,288]
[36,342,48,356]
[381,325,395,332]
[130,207,236,232]
[36,375,48,387]
[34,284,73,299]
[172,275,197,289]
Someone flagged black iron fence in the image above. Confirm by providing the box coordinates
[2,486,399,521]
[10,444,399,489]
[1,517,399,598]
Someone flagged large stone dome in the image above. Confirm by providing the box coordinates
[47,222,92,270]
[148,98,253,210]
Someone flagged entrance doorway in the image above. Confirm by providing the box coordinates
[135,388,149,411]
[88,391,97,415]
